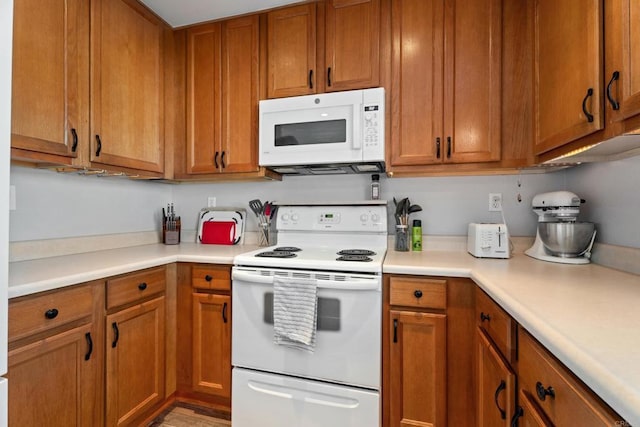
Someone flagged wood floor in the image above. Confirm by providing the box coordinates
[149,403,231,427]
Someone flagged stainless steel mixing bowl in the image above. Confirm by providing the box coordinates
[538,222,596,257]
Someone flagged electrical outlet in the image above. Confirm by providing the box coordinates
[207,197,216,208]
[489,193,502,212]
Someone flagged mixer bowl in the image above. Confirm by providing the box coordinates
[538,222,596,257]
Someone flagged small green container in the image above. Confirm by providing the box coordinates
[412,219,422,251]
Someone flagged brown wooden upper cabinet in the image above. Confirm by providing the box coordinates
[389,0,501,167]
[11,0,89,164]
[533,0,604,156]
[11,0,167,176]
[605,0,640,129]
[266,0,380,98]
[186,16,260,174]
[90,0,165,174]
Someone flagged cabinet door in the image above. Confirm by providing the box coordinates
[267,3,317,98]
[534,0,603,155]
[106,296,165,426]
[477,328,515,427]
[444,0,501,163]
[220,15,260,173]
[11,0,87,160]
[8,325,99,427]
[90,0,165,173]
[511,390,554,427]
[390,0,445,166]
[325,0,380,92]
[186,23,222,174]
[606,0,640,122]
[192,293,231,398]
[389,310,447,427]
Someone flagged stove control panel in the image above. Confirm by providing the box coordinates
[277,205,387,232]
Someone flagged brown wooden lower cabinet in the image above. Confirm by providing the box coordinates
[104,266,167,427]
[192,292,231,397]
[176,263,232,412]
[7,282,104,427]
[389,310,447,426]
[105,295,166,427]
[384,275,476,427]
[516,328,622,426]
[477,327,516,426]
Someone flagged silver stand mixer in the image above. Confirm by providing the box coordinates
[525,191,597,264]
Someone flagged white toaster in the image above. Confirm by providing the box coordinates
[467,223,510,259]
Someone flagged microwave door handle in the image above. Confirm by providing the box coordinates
[351,103,362,150]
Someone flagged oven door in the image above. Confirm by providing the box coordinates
[231,267,381,390]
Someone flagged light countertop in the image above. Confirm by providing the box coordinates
[8,242,640,425]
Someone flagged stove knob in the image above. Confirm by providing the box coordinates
[282,213,290,221]
[371,214,380,222]
[291,214,299,221]
[360,214,369,222]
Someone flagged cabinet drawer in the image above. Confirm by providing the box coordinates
[106,266,166,310]
[389,277,446,309]
[476,287,516,363]
[9,284,94,342]
[518,329,622,426]
[192,265,231,291]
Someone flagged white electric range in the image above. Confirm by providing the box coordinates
[232,201,387,427]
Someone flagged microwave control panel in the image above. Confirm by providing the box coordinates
[363,105,380,147]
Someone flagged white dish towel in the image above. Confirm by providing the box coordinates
[273,276,318,353]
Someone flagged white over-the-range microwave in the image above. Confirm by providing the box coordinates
[259,87,385,175]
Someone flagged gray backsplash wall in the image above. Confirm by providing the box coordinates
[9,155,640,249]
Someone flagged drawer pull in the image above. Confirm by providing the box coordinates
[138,282,147,291]
[222,302,228,323]
[510,406,523,427]
[480,312,491,322]
[85,332,93,361]
[44,308,59,319]
[494,380,506,420]
[112,322,119,348]
[393,319,398,343]
[413,290,423,298]
[205,275,213,282]
[536,381,555,401]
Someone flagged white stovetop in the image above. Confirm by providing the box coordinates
[7,240,640,425]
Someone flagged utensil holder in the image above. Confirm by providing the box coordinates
[395,225,409,251]
[258,222,272,247]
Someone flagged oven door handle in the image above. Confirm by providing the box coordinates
[232,270,380,291]
[247,380,359,409]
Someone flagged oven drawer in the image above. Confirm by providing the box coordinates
[232,367,379,427]
[389,276,446,310]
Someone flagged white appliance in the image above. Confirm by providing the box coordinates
[0,0,13,425]
[259,88,385,175]
[232,201,387,427]
[525,191,597,264]
[467,223,510,258]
